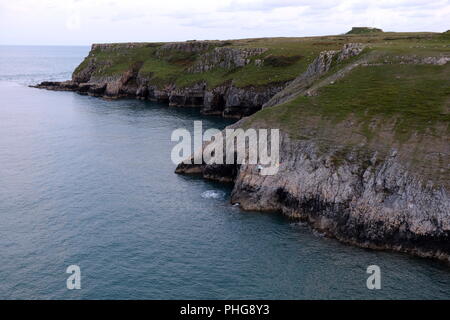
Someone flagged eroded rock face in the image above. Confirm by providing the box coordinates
[176,133,450,262]
[72,58,97,83]
[33,77,282,118]
[188,47,268,73]
[235,140,450,261]
[155,40,219,56]
[202,83,285,118]
[398,55,450,65]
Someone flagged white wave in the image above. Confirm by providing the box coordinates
[201,190,226,200]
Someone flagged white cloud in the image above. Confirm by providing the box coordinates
[0,0,448,45]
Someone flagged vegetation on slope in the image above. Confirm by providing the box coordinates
[251,63,450,140]
[242,32,449,185]
[73,31,448,90]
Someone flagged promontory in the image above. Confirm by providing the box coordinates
[34,29,450,262]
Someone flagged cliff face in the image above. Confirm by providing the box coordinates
[34,41,286,118]
[233,133,449,260]
[186,47,268,73]
[176,123,450,261]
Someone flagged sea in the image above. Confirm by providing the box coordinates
[0,45,449,299]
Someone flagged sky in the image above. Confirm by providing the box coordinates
[0,0,449,45]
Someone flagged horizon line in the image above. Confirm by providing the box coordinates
[0,30,446,47]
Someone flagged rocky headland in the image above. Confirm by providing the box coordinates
[34,30,450,262]
[33,41,287,118]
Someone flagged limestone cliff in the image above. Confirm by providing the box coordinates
[176,119,450,262]
[33,41,285,118]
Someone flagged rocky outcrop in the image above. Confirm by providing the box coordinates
[398,55,450,65]
[347,27,383,34]
[201,83,285,117]
[187,47,268,73]
[155,40,219,56]
[176,130,450,262]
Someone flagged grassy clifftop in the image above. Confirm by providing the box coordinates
[73,31,448,89]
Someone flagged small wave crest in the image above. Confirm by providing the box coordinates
[201,190,226,200]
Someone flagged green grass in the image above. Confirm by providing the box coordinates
[264,55,303,67]
[250,63,450,140]
[89,46,165,76]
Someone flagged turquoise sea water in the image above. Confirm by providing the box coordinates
[0,45,449,299]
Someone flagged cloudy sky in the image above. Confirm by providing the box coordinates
[0,0,448,45]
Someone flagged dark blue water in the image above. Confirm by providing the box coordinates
[0,46,449,299]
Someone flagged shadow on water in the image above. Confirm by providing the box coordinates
[75,94,234,125]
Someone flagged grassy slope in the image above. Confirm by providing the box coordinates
[248,32,450,136]
[251,63,450,140]
[243,32,449,186]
